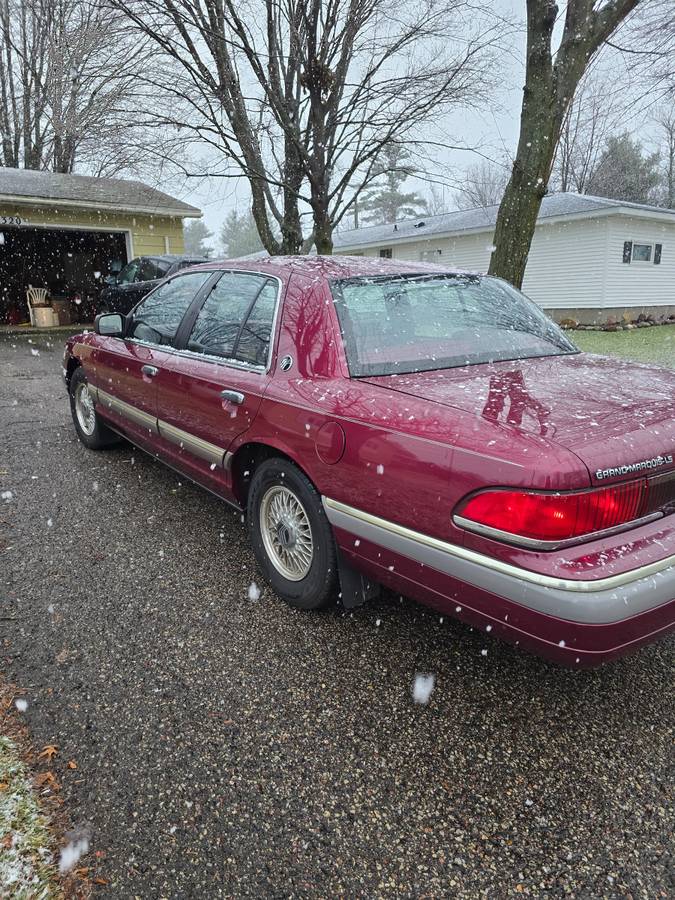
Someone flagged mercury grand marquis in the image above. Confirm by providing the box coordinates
[63,256,675,667]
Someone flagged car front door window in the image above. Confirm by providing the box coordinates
[128,272,212,347]
[187,273,277,367]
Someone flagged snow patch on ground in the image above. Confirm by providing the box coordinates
[0,736,58,895]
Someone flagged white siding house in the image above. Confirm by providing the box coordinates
[333,193,675,323]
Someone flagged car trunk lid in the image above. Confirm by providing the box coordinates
[362,353,675,486]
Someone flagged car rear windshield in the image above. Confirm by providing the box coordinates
[331,274,578,377]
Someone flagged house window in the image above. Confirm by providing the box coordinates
[632,243,652,262]
[379,248,392,259]
[420,249,442,261]
[622,241,662,265]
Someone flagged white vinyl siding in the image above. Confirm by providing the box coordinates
[604,215,674,308]
[521,217,608,309]
[337,211,675,312]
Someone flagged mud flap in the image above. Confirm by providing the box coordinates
[336,549,380,609]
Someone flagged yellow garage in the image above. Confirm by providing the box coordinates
[0,167,201,325]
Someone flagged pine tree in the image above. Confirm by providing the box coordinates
[358,145,428,226]
[586,133,662,205]
[219,210,265,258]
[183,220,214,257]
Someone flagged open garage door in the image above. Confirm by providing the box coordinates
[0,226,128,325]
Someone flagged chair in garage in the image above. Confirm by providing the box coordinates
[26,286,57,327]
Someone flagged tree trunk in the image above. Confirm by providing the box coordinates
[488,0,559,288]
[488,0,640,288]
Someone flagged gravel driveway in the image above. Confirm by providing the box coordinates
[1,334,673,898]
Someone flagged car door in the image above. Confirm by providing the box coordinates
[92,270,214,448]
[153,270,281,495]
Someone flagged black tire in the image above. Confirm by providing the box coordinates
[69,367,120,450]
[247,457,338,610]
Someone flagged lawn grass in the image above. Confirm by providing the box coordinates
[571,323,675,369]
[0,736,61,899]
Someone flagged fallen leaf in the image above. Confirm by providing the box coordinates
[38,744,58,761]
[67,760,78,770]
[74,867,89,878]
[93,877,108,885]
[35,771,59,790]
[0,782,8,791]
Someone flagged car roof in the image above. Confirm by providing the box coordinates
[145,254,208,263]
[182,254,480,280]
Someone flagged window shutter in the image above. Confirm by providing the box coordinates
[623,241,632,264]
[654,243,662,265]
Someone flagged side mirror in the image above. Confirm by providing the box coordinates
[104,274,117,286]
[95,313,124,337]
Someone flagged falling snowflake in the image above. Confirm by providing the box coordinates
[15,698,28,713]
[481,649,488,656]
[31,348,40,356]
[248,582,261,601]
[59,834,90,873]
[1,490,13,502]
[376,464,384,475]
[412,673,435,705]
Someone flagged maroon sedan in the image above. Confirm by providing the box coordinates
[63,257,675,667]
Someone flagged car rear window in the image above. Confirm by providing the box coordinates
[331,274,578,377]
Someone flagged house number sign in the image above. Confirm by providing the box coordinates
[0,215,23,226]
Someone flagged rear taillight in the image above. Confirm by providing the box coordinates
[454,479,659,548]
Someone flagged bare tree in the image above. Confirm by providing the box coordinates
[488,0,640,289]
[454,158,510,209]
[552,69,626,193]
[0,0,159,175]
[655,109,675,208]
[110,0,502,254]
[0,0,51,168]
[426,184,451,216]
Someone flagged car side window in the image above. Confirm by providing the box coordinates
[138,258,170,282]
[127,272,212,346]
[187,274,277,367]
[117,259,140,284]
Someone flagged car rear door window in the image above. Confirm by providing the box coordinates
[187,273,278,367]
[127,272,212,346]
[117,259,141,284]
[137,258,171,281]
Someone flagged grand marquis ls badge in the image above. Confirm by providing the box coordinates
[596,454,674,480]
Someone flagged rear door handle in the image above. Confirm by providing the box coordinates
[141,365,159,377]
[220,389,245,405]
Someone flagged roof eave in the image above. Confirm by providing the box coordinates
[335,204,675,251]
[0,193,202,218]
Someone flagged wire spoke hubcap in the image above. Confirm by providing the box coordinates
[75,383,96,436]
[260,485,314,581]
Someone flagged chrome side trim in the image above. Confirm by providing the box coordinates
[322,497,675,595]
[157,421,227,468]
[96,389,231,468]
[97,388,158,434]
[452,512,664,551]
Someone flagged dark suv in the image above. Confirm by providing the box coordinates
[99,254,207,315]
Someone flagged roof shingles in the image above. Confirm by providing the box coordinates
[334,192,675,249]
[0,167,201,217]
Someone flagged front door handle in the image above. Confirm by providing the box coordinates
[141,365,159,377]
[220,389,245,405]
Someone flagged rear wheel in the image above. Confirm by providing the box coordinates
[69,367,119,450]
[247,458,337,610]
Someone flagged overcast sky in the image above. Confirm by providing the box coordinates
[160,0,652,246]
